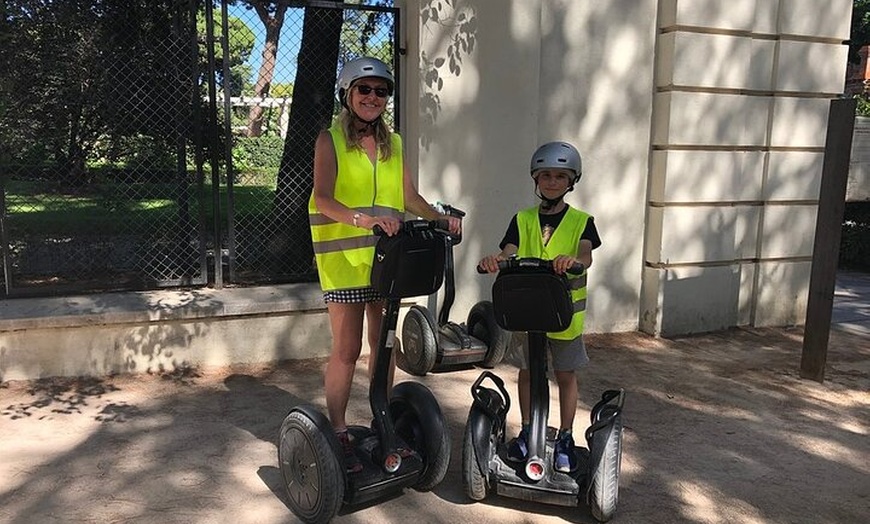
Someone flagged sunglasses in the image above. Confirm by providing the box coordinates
[354,84,390,98]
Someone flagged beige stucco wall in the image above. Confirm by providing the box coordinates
[402,0,656,334]
[402,0,852,337]
[644,0,851,335]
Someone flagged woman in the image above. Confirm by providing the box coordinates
[308,56,461,473]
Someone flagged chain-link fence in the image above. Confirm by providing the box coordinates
[0,0,398,298]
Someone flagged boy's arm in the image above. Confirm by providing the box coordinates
[577,239,593,270]
[478,243,517,273]
[500,243,518,259]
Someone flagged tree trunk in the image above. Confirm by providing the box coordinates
[272,3,343,274]
[246,2,288,138]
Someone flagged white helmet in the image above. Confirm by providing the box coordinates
[337,56,394,108]
[529,141,582,183]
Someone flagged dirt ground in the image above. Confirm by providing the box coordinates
[0,326,868,524]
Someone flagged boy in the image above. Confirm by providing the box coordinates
[478,141,601,473]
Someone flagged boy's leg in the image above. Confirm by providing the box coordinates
[550,337,589,472]
[549,336,589,431]
[554,370,578,431]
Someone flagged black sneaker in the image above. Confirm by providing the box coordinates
[507,427,529,462]
[554,431,577,473]
[336,430,363,474]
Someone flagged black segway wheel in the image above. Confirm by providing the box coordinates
[389,381,451,491]
[278,410,344,524]
[467,300,510,368]
[398,305,438,376]
[461,416,491,500]
[586,407,623,523]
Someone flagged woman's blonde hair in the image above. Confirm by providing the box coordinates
[337,108,393,160]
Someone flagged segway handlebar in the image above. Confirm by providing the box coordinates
[372,218,451,237]
[476,256,585,275]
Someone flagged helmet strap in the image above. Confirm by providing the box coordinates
[534,185,569,210]
[352,112,382,127]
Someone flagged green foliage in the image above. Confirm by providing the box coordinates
[854,94,870,117]
[1,1,204,181]
[840,202,870,271]
[196,9,256,94]
[91,135,177,170]
[233,136,284,172]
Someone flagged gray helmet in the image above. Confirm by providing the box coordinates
[529,141,582,183]
[337,56,394,107]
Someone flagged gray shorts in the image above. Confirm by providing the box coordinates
[503,332,589,372]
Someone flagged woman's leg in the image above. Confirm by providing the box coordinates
[324,301,366,430]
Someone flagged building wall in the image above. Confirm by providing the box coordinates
[403,0,656,334]
[402,0,852,336]
[645,0,851,334]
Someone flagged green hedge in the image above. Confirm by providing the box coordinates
[233,136,284,171]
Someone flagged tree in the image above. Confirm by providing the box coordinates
[1,0,196,183]
[197,9,256,97]
[234,0,292,138]
[272,2,344,273]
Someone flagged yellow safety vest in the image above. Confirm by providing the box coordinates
[308,125,405,291]
[516,205,590,340]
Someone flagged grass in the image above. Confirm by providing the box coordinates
[3,177,281,236]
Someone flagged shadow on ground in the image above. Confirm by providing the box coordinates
[0,327,867,523]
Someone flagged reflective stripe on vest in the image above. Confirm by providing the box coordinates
[517,205,591,340]
[308,125,405,291]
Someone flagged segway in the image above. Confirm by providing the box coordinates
[398,203,510,376]
[278,220,452,524]
[462,257,626,522]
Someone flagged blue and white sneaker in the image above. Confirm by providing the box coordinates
[507,427,529,462]
[554,431,577,473]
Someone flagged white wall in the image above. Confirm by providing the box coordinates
[400,0,852,336]
[645,0,851,335]
[403,0,656,334]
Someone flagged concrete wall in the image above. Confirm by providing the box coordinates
[641,0,852,335]
[0,285,333,382]
[403,0,656,334]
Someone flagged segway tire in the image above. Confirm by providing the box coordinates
[278,410,344,524]
[587,407,623,523]
[467,300,510,368]
[389,382,451,491]
[461,417,491,501]
[398,305,438,376]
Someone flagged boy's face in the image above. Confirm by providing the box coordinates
[533,168,574,198]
